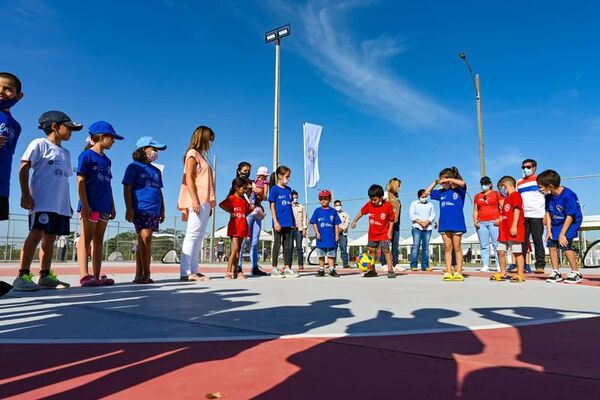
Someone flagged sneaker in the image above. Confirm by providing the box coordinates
[410,267,418,272]
[284,268,299,278]
[564,271,583,284]
[270,268,284,279]
[316,269,325,277]
[452,272,464,281]
[479,266,489,272]
[329,269,340,278]
[395,264,407,272]
[507,264,517,273]
[12,274,40,292]
[80,275,99,287]
[38,271,70,290]
[363,268,378,278]
[546,271,563,284]
[524,264,532,274]
[98,275,115,286]
[251,267,268,277]
[387,271,397,279]
[422,267,433,272]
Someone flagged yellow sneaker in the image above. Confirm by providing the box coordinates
[452,272,464,281]
[442,272,453,281]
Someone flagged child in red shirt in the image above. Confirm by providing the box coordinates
[219,177,253,279]
[351,184,396,278]
[491,176,526,283]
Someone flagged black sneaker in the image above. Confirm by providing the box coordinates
[316,269,325,277]
[363,268,378,278]
[546,271,563,283]
[564,271,582,284]
[507,264,517,273]
[251,267,268,277]
[329,270,340,278]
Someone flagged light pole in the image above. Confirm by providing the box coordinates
[459,52,486,177]
[265,24,291,173]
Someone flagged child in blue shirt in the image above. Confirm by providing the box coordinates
[425,166,467,282]
[268,165,298,278]
[537,169,584,284]
[77,121,123,287]
[310,189,342,277]
[123,137,166,284]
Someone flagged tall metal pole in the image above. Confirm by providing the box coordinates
[273,39,281,173]
[209,155,217,263]
[475,74,486,177]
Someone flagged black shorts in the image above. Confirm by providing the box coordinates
[0,196,8,221]
[29,212,71,235]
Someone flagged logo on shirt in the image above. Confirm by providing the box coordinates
[329,215,334,222]
[380,213,386,220]
[441,201,446,207]
[556,205,563,213]
[452,192,459,200]
[38,213,49,225]
[54,169,63,177]
[504,204,511,212]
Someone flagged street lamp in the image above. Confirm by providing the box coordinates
[459,52,486,177]
[265,24,291,173]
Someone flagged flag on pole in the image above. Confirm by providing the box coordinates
[303,122,322,188]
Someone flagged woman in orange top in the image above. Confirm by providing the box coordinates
[177,126,215,281]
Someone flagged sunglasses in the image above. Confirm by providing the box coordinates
[522,165,533,169]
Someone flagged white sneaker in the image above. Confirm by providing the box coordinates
[479,266,489,272]
[564,271,582,284]
[394,264,407,272]
[284,268,299,278]
[270,268,285,279]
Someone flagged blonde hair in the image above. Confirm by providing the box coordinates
[386,178,402,195]
[184,125,214,159]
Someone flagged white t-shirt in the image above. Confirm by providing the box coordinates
[21,138,73,216]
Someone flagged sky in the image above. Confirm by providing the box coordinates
[1,0,600,240]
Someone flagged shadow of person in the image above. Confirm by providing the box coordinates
[256,308,484,400]
[461,307,600,400]
[3,296,353,399]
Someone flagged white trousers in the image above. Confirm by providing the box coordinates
[179,204,211,276]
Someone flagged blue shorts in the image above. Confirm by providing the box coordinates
[29,212,70,235]
[317,248,336,258]
[133,213,160,233]
[547,238,574,251]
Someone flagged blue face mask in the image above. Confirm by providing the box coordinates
[0,97,19,110]
[523,168,533,177]
[499,187,508,198]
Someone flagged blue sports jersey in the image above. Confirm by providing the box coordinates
[310,207,341,249]
[545,187,583,240]
[0,111,22,197]
[77,149,113,213]
[122,161,163,215]
[430,186,467,233]
[268,184,294,227]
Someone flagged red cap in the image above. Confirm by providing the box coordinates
[318,190,332,198]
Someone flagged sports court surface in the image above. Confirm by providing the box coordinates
[1,262,599,399]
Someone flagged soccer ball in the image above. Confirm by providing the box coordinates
[357,253,374,272]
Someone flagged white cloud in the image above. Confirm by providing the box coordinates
[268,0,458,130]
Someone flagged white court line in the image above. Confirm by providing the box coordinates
[0,313,596,344]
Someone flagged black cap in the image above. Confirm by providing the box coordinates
[38,111,83,131]
[480,176,492,185]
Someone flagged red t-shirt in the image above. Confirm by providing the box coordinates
[361,201,395,241]
[498,192,525,242]
[474,191,501,221]
[222,195,250,238]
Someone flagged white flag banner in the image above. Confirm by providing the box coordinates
[303,122,322,188]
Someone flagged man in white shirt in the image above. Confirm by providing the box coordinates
[408,189,436,271]
[334,200,351,267]
[291,191,308,269]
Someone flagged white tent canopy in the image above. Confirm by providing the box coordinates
[581,215,600,231]
[348,233,369,247]
[212,226,274,241]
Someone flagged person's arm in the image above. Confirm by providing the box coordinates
[110,198,116,220]
[424,180,438,196]
[510,208,520,237]
[387,221,394,240]
[184,156,201,214]
[19,161,34,210]
[77,175,91,219]
[270,202,281,231]
[427,203,436,227]
[218,198,234,217]
[302,205,308,233]
[445,178,466,188]
[559,215,574,247]
[351,212,363,229]
[545,211,552,241]
[159,190,165,223]
[409,201,420,224]
[473,199,480,228]
[313,223,320,240]
[335,224,340,242]
[123,185,134,222]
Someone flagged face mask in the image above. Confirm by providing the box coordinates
[481,185,491,191]
[239,171,250,178]
[292,198,298,204]
[419,197,428,203]
[148,150,158,162]
[282,177,289,185]
[523,168,533,177]
[499,187,508,198]
[0,97,20,110]
[334,206,342,212]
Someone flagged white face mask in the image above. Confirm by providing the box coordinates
[292,197,298,204]
[481,185,491,191]
[282,177,289,185]
[419,197,428,203]
[148,150,158,162]
[523,168,533,177]
[334,205,342,212]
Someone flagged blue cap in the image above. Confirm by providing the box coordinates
[38,111,83,131]
[136,136,167,150]
[88,121,124,140]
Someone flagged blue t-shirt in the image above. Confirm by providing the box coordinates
[0,111,22,197]
[122,161,163,215]
[545,187,583,240]
[268,184,294,227]
[310,207,341,249]
[77,149,113,213]
[430,186,467,233]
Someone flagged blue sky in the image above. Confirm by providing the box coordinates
[2,0,600,239]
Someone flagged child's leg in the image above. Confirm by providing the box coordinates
[272,230,282,269]
[327,256,335,269]
[39,234,57,273]
[282,228,293,269]
[514,252,525,279]
[19,230,44,274]
[451,234,463,274]
[441,233,453,274]
[497,250,507,275]
[138,229,153,280]
[91,220,108,278]
[383,249,393,272]
[78,218,96,278]
[229,237,241,277]
[319,256,325,269]
[135,240,143,281]
[564,249,579,272]
[549,247,559,271]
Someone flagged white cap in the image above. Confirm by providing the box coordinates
[257,166,268,176]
